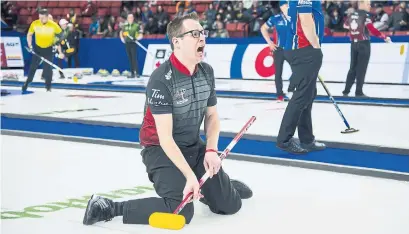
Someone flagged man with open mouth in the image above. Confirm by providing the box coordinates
[83,12,252,227]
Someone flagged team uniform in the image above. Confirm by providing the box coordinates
[265,13,290,97]
[277,0,325,153]
[82,53,252,226]
[121,22,142,78]
[342,10,387,96]
[57,25,69,78]
[23,18,62,92]
[63,26,80,68]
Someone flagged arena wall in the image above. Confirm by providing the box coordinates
[2,35,408,84]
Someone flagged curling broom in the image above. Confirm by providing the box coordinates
[318,75,359,134]
[149,116,257,230]
[25,46,66,77]
[126,34,156,57]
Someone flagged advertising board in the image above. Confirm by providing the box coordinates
[0,37,24,68]
[142,43,409,84]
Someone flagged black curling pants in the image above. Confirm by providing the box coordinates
[277,46,323,145]
[24,45,54,90]
[273,47,285,96]
[122,141,242,225]
[125,42,139,75]
[343,40,371,96]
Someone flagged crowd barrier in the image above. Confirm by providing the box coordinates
[2,34,409,84]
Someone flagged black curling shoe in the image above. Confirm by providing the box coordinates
[83,195,115,225]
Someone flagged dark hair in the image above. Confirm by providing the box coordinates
[166,12,199,50]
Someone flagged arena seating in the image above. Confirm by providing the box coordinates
[4,0,409,38]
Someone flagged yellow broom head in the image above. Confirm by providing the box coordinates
[149,212,186,230]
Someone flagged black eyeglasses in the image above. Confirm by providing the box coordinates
[177,29,209,38]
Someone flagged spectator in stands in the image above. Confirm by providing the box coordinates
[89,16,99,36]
[2,2,17,28]
[176,1,191,15]
[224,12,234,24]
[134,7,143,23]
[200,13,211,31]
[216,8,225,21]
[175,1,195,18]
[324,10,331,28]
[147,0,158,7]
[176,4,186,18]
[141,5,153,25]
[122,1,134,10]
[145,16,159,34]
[1,1,8,16]
[234,2,251,23]
[121,5,131,19]
[81,0,96,17]
[248,10,262,37]
[109,16,116,29]
[117,16,126,31]
[218,1,232,10]
[373,5,389,31]
[104,16,117,38]
[387,2,409,31]
[155,5,169,34]
[114,16,123,33]
[391,0,402,10]
[105,23,116,38]
[325,1,348,17]
[67,7,84,37]
[97,17,108,36]
[67,8,77,27]
[249,1,264,16]
[258,3,274,23]
[206,3,217,25]
[223,4,235,23]
[211,20,229,38]
[186,3,196,15]
[328,8,344,31]
[212,14,223,32]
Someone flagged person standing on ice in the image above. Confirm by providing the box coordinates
[82,12,252,226]
[23,9,64,93]
[260,1,292,102]
[342,0,391,97]
[276,0,327,154]
[120,12,143,79]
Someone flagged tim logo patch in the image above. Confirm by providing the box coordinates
[174,88,188,105]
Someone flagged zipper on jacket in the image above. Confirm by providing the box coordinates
[191,76,196,98]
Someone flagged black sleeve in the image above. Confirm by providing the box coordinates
[207,65,217,107]
[146,79,173,114]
